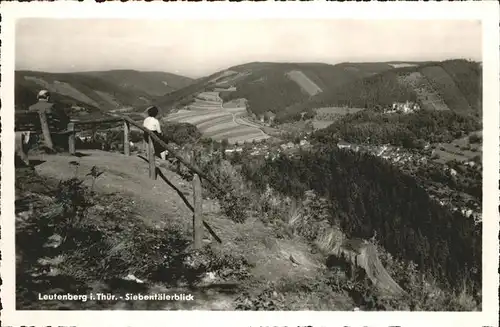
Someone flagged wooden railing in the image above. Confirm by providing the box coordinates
[15,111,224,248]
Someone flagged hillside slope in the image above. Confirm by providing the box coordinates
[155,62,400,118]
[17,150,357,310]
[299,59,482,117]
[78,70,194,97]
[155,60,480,124]
[15,70,193,118]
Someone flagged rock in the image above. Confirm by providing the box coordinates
[122,273,144,284]
[43,234,63,248]
[289,254,300,265]
[201,271,217,284]
[47,267,61,276]
[37,255,64,266]
[17,211,32,220]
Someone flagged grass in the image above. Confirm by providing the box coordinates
[312,121,335,130]
[389,63,419,68]
[204,124,244,138]
[192,151,481,310]
[313,107,366,128]
[285,70,323,96]
[15,149,346,310]
[398,72,449,111]
[15,166,256,310]
[431,131,482,164]
[420,66,472,114]
[177,112,229,125]
[315,107,365,116]
[16,70,155,113]
[203,123,247,137]
[23,76,102,108]
[197,116,235,132]
[182,112,230,126]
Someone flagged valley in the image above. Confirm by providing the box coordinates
[14,58,484,312]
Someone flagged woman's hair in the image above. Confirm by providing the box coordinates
[146,106,159,117]
[37,89,51,100]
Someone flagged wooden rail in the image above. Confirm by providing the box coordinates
[15,111,226,249]
[68,114,225,249]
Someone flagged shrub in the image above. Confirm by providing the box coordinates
[183,148,251,223]
[468,134,482,144]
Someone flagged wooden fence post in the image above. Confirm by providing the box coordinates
[192,173,203,249]
[15,132,30,166]
[148,134,156,180]
[123,120,130,156]
[38,111,54,150]
[68,122,76,155]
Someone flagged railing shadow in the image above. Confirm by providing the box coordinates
[137,154,222,244]
[73,152,92,158]
[137,155,194,212]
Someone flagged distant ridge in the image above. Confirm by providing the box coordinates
[15,69,194,118]
[155,59,481,123]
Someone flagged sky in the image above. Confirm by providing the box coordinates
[16,19,482,78]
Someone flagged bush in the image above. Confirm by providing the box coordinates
[241,144,481,295]
[313,109,481,148]
[16,168,256,309]
[468,134,482,144]
[184,148,251,223]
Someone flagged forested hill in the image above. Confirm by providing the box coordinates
[293,59,482,118]
[219,62,400,118]
[15,70,194,118]
[154,59,481,123]
[313,108,482,148]
[241,144,482,295]
[77,70,194,97]
[154,61,405,114]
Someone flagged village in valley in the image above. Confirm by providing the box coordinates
[212,97,483,227]
[13,17,485,313]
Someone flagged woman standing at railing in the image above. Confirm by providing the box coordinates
[143,106,167,160]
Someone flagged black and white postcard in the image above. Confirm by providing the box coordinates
[1,2,498,327]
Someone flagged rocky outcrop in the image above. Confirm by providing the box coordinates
[315,228,407,298]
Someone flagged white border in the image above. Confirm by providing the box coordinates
[1,2,499,327]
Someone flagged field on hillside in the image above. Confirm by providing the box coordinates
[431,131,482,164]
[212,71,252,88]
[314,107,365,117]
[285,70,323,96]
[23,76,102,108]
[79,70,194,97]
[214,62,400,122]
[389,63,419,68]
[398,72,450,111]
[312,121,335,130]
[420,66,472,114]
[166,92,270,144]
[311,107,366,130]
[289,60,481,118]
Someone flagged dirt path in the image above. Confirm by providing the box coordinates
[30,150,329,309]
[230,113,269,139]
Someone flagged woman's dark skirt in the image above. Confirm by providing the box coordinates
[143,131,165,157]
